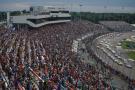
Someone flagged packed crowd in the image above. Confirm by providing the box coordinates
[99,21,135,32]
[0,20,114,90]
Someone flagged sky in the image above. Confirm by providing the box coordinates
[0,0,135,13]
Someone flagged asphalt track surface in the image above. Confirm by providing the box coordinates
[92,32,135,80]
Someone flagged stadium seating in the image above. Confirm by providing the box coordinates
[0,20,128,89]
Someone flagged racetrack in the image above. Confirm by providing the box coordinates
[92,31,135,80]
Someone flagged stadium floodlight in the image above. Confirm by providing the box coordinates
[70,4,73,12]
[104,5,107,13]
[79,4,82,21]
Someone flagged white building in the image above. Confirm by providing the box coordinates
[11,6,71,28]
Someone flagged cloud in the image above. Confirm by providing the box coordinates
[0,2,30,11]
[0,2,135,13]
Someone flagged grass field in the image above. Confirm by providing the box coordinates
[121,41,135,49]
[127,51,135,60]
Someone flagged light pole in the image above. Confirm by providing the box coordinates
[70,4,73,20]
[121,6,125,21]
[70,4,73,12]
[7,12,10,29]
[79,4,82,21]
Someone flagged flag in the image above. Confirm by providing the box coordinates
[75,79,78,88]
[57,82,61,90]
[133,80,135,85]
[44,66,48,76]
[60,66,64,73]
[18,64,24,71]
[18,82,25,90]
[29,67,43,82]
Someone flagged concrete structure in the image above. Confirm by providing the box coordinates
[11,6,71,28]
[131,24,135,27]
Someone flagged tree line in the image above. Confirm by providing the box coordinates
[0,11,135,24]
[71,12,135,24]
[0,10,29,21]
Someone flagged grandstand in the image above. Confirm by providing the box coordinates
[11,6,71,28]
[99,21,135,32]
[0,20,118,90]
